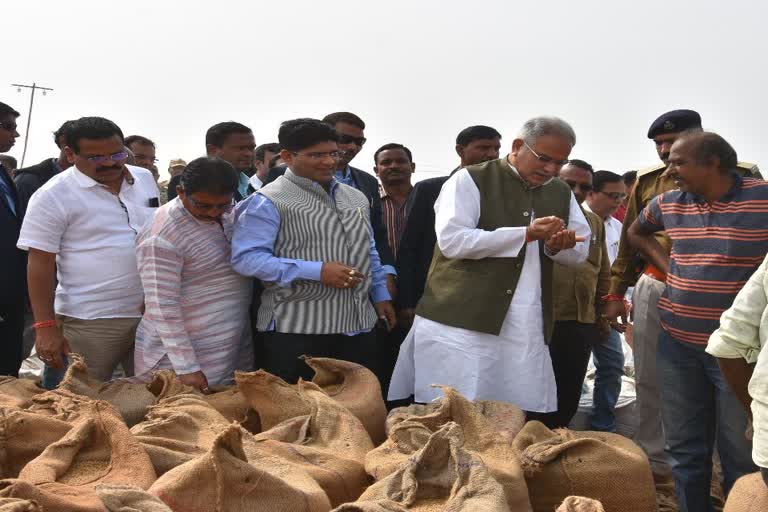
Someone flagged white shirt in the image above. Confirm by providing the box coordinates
[583,202,623,265]
[388,168,591,412]
[248,174,263,192]
[17,165,159,320]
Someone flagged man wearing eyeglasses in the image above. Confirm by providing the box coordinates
[583,170,627,432]
[602,109,761,481]
[534,159,612,429]
[388,117,590,413]
[17,117,159,385]
[231,118,395,383]
[134,157,252,391]
[125,135,158,174]
[0,102,25,377]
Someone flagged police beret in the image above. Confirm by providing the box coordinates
[647,109,702,139]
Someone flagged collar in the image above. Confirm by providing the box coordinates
[71,165,135,188]
[338,165,352,178]
[248,174,263,190]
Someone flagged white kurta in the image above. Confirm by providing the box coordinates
[388,168,591,412]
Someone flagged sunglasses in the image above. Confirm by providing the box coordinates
[337,133,367,146]
[291,150,342,161]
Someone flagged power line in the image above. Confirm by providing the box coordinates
[11,82,54,167]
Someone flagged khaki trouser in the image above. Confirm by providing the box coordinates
[631,273,671,477]
[58,316,140,382]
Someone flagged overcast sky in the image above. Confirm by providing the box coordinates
[4,0,767,181]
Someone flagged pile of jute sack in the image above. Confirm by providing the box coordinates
[0,355,764,512]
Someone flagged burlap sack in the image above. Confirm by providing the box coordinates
[58,355,157,427]
[0,497,42,511]
[366,387,531,511]
[303,356,387,444]
[512,421,656,512]
[557,496,606,512]
[146,370,199,400]
[0,378,43,410]
[203,386,253,425]
[130,393,232,475]
[250,413,371,506]
[335,422,511,512]
[235,370,310,429]
[0,408,73,478]
[0,397,156,511]
[149,424,331,512]
[386,397,526,438]
[724,472,768,511]
[96,483,173,511]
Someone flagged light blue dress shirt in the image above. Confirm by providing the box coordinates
[231,177,391,334]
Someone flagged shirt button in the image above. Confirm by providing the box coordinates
[506,289,513,295]
[523,211,530,217]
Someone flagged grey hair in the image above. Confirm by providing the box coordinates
[518,116,576,147]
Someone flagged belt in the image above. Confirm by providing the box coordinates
[643,264,667,282]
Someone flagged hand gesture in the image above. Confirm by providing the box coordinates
[36,326,71,369]
[545,229,586,253]
[179,370,210,393]
[526,216,565,242]
[374,301,397,332]
[321,262,364,289]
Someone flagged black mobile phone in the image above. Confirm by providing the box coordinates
[148,197,160,208]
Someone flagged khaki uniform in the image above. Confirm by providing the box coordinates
[610,160,761,476]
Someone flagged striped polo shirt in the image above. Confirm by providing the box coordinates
[637,173,768,348]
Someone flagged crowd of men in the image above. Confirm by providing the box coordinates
[1,101,768,511]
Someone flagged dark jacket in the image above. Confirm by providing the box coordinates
[397,175,450,309]
[13,158,61,219]
[265,165,395,268]
[167,174,181,201]
[0,165,26,306]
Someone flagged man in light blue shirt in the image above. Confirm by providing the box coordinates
[232,118,396,383]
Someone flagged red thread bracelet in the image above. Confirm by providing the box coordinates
[32,320,57,330]
[601,294,625,303]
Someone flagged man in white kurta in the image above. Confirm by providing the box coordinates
[389,117,590,412]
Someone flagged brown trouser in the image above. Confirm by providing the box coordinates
[59,316,140,381]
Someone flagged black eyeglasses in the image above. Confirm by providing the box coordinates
[337,133,367,146]
[524,141,569,167]
[85,151,130,164]
[565,181,593,192]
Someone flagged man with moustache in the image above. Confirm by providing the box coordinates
[602,109,761,480]
[249,142,280,193]
[134,157,252,391]
[388,116,591,413]
[17,117,160,383]
[397,125,502,327]
[0,102,25,376]
[628,131,765,510]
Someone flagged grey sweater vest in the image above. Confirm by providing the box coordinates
[257,171,379,334]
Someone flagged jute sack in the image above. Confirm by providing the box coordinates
[96,483,173,512]
[0,408,73,478]
[557,496,606,512]
[249,414,371,506]
[149,425,331,512]
[243,376,374,461]
[130,393,232,476]
[303,356,387,445]
[512,421,656,512]
[386,397,526,438]
[0,398,156,511]
[335,422,511,512]
[146,370,198,400]
[58,355,157,427]
[366,386,531,512]
[0,378,43,410]
[0,497,42,511]
[724,472,768,511]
